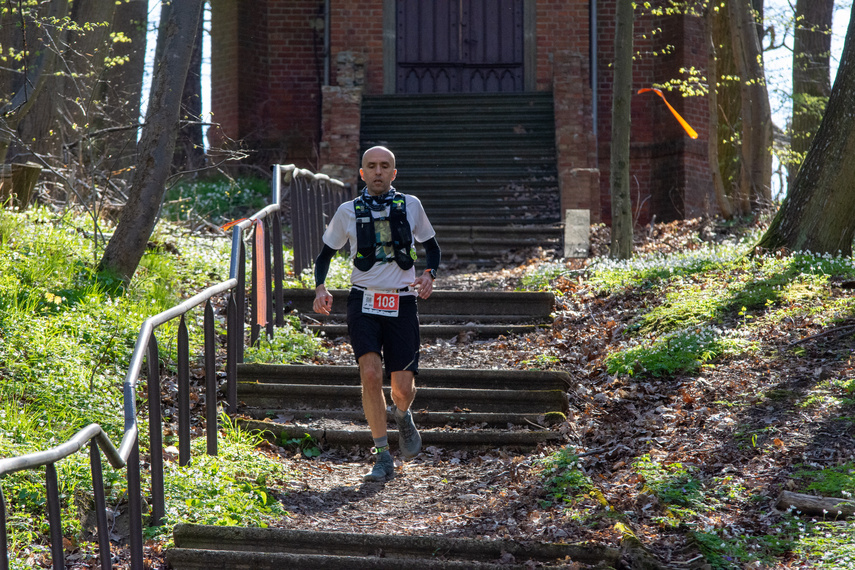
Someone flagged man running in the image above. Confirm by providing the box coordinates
[312,146,440,482]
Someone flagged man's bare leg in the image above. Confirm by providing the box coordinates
[390,370,421,458]
[358,352,387,439]
[390,370,416,412]
[358,352,394,482]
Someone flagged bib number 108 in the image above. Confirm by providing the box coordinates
[373,293,398,310]
[362,291,400,316]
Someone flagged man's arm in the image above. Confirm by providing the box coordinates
[313,244,337,314]
[411,237,440,300]
[422,237,440,272]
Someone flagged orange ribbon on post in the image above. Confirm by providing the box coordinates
[637,88,698,139]
[253,220,268,327]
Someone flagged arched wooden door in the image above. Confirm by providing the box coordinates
[395,0,525,93]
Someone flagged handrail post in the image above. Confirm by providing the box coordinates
[45,464,64,570]
[264,217,274,339]
[237,241,246,363]
[272,204,285,327]
[204,300,217,456]
[289,171,303,276]
[127,439,144,570]
[250,223,260,347]
[177,316,191,466]
[146,336,165,526]
[0,487,8,570]
[227,291,238,414]
[89,441,112,570]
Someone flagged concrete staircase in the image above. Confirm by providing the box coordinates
[284,287,555,339]
[166,525,620,569]
[167,289,576,568]
[360,93,562,265]
[239,289,569,449]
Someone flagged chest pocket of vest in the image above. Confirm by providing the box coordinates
[353,194,415,271]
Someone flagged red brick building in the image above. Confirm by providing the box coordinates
[210,0,713,226]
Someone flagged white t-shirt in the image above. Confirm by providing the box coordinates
[322,192,436,291]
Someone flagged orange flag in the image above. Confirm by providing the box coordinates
[221,217,248,231]
[254,220,268,327]
[638,88,698,139]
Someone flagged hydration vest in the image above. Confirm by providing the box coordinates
[353,192,417,271]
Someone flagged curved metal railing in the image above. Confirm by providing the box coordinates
[0,164,348,570]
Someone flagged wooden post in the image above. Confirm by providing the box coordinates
[0,163,42,209]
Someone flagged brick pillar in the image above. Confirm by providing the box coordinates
[208,0,241,148]
[319,51,365,187]
[553,51,601,223]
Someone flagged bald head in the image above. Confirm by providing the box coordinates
[360,146,397,195]
[362,146,396,169]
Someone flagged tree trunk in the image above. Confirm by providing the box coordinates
[99,0,149,176]
[705,6,733,220]
[776,491,855,518]
[98,0,204,284]
[711,3,744,214]
[16,0,117,167]
[609,0,633,260]
[728,0,773,208]
[755,3,855,256]
[174,3,206,172]
[0,0,70,165]
[789,0,832,188]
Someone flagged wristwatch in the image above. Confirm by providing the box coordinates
[424,268,437,280]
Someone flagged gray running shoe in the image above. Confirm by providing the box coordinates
[363,449,394,482]
[393,407,422,459]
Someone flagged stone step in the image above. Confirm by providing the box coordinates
[431,236,560,248]
[427,216,561,227]
[236,365,570,446]
[284,289,555,320]
[167,525,620,569]
[238,364,572,390]
[421,205,555,217]
[401,177,556,190]
[238,383,567,414]
[309,323,548,340]
[236,418,564,450]
[244,408,564,428]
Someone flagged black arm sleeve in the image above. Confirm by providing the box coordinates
[421,237,441,270]
[314,244,337,287]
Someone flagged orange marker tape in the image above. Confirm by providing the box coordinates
[638,88,698,139]
[221,217,248,231]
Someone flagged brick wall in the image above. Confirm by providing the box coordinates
[211,0,713,224]
[208,0,240,148]
[210,0,324,167]
[535,1,590,91]
[328,1,386,94]
[596,6,712,225]
[553,51,600,223]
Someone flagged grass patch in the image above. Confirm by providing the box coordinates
[588,246,855,379]
[693,525,795,569]
[633,454,708,520]
[537,447,593,509]
[0,206,308,565]
[520,262,568,292]
[162,176,270,225]
[243,315,324,364]
[790,463,855,499]
[605,326,755,377]
[521,354,560,370]
[161,415,290,531]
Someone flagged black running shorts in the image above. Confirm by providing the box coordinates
[346,288,420,374]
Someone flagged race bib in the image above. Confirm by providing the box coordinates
[362,290,400,317]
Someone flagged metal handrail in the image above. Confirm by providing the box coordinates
[0,164,345,570]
